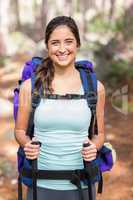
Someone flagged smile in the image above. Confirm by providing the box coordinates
[56,54,69,61]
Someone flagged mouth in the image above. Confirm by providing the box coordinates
[56,54,69,61]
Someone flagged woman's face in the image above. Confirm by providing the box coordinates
[47,25,79,68]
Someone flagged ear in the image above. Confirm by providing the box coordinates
[77,44,80,50]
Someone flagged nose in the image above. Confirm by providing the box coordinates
[58,43,66,53]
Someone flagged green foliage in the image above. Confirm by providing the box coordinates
[105,59,133,88]
[87,12,133,36]
[109,59,129,76]
[88,14,121,33]
[0,57,5,67]
[0,56,10,67]
[128,103,133,112]
[114,18,125,32]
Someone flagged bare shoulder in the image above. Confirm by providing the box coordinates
[97,80,105,95]
[96,81,105,108]
[19,79,32,107]
[20,79,31,95]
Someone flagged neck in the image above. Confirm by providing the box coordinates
[54,62,77,78]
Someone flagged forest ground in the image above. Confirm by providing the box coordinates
[0,100,133,200]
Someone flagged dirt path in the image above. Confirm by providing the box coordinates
[97,103,133,200]
[0,102,133,200]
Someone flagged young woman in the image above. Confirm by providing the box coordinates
[15,16,105,200]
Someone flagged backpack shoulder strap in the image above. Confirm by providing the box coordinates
[22,56,43,81]
[76,62,98,139]
[26,86,41,138]
[26,58,43,138]
[75,61,97,92]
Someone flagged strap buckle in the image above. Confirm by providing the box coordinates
[70,170,84,200]
[70,170,81,185]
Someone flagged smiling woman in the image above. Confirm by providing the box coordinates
[47,25,78,68]
[15,16,105,200]
[34,16,82,95]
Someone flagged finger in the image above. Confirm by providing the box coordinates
[26,155,39,160]
[25,140,40,149]
[83,152,97,159]
[24,146,40,153]
[25,152,39,156]
[82,144,96,151]
[25,144,40,150]
[24,148,40,154]
[84,153,97,160]
[82,147,97,152]
[82,151,97,157]
[25,151,40,157]
[83,153,97,160]
[82,149,97,156]
[84,157,96,162]
[82,150,97,157]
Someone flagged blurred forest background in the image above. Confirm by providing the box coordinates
[0,0,133,200]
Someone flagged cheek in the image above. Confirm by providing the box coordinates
[47,43,58,55]
[48,47,58,56]
[48,44,78,56]
[67,45,78,54]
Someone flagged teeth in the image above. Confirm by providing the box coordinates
[57,55,68,60]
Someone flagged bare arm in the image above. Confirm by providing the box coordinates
[91,81,105,150]
[14,79,40,159]
[14,79,32,147]
[82,81,105,161]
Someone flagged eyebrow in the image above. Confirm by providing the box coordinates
[50,38,75,42]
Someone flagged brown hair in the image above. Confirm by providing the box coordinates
[34,16,81,95]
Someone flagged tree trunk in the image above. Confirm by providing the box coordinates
[109,0,115,20]
[80,0,91,41]
[101,0,106,13]
[88,0,96,8]
[0,0,10,56]
[64,0,73,16]
[41,0,48,30]
[9,0,21,31]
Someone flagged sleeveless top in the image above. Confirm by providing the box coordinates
[34,86,92,190]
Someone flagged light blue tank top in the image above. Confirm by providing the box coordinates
[34,86,91,190]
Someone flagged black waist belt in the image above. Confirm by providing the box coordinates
[19,168,95,200]
[21,168,86,180]
[18,167,102,200]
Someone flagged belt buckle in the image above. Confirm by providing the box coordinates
[70,170,81,185]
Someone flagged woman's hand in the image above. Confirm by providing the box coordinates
[24,139,41,160]
[81,139,97,162]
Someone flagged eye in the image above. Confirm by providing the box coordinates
[51,41,59,46]
[66,40,73,44]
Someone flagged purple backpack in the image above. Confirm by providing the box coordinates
[14,57,116,200]
[13,57,94,120]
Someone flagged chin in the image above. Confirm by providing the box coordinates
[54,59,75,67]
[58,62,70,67]
[54,61,70,67]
